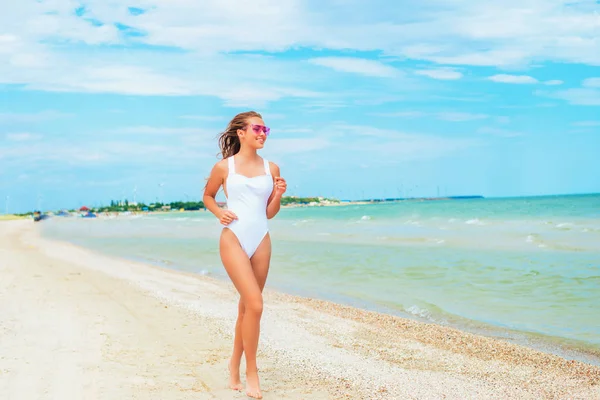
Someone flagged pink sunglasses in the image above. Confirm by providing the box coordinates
[249,124,270,136]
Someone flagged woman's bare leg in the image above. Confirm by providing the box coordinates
[220,229,270,399]
[229,297,244,390]
[228,299,245,390]
[229,234,271,390]
[244,234,271,398]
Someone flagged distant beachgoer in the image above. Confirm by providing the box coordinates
[203,111,287,399]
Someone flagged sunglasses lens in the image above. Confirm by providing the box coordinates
[251,124,270,135]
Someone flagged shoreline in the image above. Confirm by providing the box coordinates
[37,216,600,364]
[2,219,599,399]
[57,227,600,367]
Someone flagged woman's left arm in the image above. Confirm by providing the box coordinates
[267,162,287,219]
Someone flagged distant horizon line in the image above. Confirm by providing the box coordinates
[4,191,599,215]
[339,191,599,202]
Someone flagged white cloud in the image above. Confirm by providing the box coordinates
[544,88,600,106]
[583,78,600,88]
[332,125,481,160]
[414,68,463,80]
[539,77,600,106]
[0,136,212,167]
[0,49,323,105]
[488,74,538,84]
[4,132,41,141]
[543,80,563,86]
[1,0,600,104]
[308,57,399,78]
[0,123,329,170]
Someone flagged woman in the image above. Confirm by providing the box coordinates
[203,111,287,399]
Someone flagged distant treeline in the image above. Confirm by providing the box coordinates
[280,196,333,205]
[18,196,338,215]
[97,200,205,212]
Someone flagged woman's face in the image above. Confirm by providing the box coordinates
[239,117,270,150]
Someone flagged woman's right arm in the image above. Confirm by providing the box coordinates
[203,161,225,218]
[203,161,237,225]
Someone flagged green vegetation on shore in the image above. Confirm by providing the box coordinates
[10,196,340,216]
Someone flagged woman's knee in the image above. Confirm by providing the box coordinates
[244,295,263,315]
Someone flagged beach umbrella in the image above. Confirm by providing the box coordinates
[79,206,89,211]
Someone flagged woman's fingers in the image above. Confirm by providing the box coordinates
[275,177,287,191]
[220,210,238,225]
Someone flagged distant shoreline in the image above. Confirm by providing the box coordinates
[10,192,600,217]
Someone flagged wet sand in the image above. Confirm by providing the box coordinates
[1,220,598,399]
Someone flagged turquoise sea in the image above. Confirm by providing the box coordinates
[40,194,600,362]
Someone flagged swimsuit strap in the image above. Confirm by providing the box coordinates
[263,158,271,176]
[228,156,236,175]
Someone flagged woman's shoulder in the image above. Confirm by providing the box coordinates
[210,158,228,174]
[267,160,280,175]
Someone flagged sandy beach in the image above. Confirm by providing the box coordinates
[1,220,599,399]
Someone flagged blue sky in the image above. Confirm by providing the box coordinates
[1,0,599,213]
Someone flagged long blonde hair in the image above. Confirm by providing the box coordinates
[217,111,263,159]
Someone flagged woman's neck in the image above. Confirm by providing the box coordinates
[236,146,259,160]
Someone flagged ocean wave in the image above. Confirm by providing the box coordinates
[465,218,485,226]
[404,305,448,324]
[406,305,433,320]
[426,238,446,245]
[292,219,313,226]
[526,234,550,249]
[555,223,574,230]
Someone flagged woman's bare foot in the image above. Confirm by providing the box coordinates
[228,360,243,391]
[245,369,262,399]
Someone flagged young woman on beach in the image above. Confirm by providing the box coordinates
[203,111,287,399]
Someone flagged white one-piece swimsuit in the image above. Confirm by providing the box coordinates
[223,155,274,258]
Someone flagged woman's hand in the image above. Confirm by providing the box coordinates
[218,210,238,225]
[274,176,287,196]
